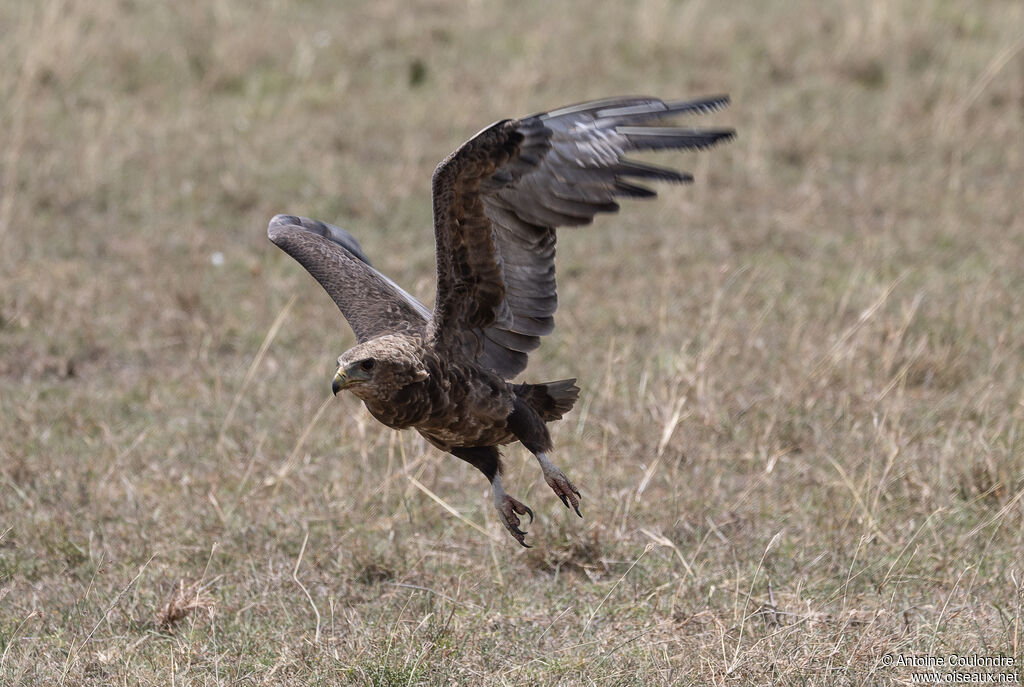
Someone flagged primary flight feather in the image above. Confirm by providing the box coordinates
[268,95,734,546]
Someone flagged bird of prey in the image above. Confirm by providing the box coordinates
[268,95,733,546]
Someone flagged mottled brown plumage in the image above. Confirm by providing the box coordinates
[268,95,733,545]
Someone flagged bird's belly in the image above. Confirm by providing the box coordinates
[419,423,516,450]
[415,376,515,450]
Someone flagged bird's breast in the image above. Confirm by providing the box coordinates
[363,382,433,429]
[408,363,515,449]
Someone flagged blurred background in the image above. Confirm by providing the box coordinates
[1,1,1022,684]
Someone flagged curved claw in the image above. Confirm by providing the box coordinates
[506,520,531,547]
[510,527,532,548]
[497,494,534,546]
[537,453,583,519]
[546,471,582,518]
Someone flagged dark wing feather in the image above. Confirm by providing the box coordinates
[268,215,428,343]
[427,95,734,377]
[271,214,374,264]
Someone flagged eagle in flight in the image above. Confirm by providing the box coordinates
[269,95,733,546]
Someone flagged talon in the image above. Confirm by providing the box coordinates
[507,523,531,547]
[509,499,534,524]
[494,490,534,546]
[536,453,582,519]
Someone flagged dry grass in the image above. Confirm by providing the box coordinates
[156,579,217,632]
[2,0,1023,684]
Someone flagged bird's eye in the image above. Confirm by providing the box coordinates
[360,359,375,372]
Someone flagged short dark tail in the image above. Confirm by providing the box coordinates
[513,379,580,422]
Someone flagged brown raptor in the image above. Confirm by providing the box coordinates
[268,95,733,546]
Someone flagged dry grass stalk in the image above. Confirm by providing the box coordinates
[155,580,215,632]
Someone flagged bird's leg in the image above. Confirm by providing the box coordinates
[535,452,582,517]
[490,473,534,548]
[506,399,583,518]
[451,445,533,547]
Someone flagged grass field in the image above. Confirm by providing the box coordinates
[2,0,1023,684]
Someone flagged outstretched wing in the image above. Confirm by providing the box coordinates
[268,214,428,343]
[427,95,734,377]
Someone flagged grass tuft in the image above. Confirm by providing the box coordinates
[155,579,216,632]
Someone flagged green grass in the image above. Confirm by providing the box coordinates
[2,0,1023,684]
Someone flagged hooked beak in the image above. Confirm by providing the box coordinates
[332,368,350,395]
[333,362,374,395]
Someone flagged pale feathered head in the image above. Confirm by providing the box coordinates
[331,335,429,401]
